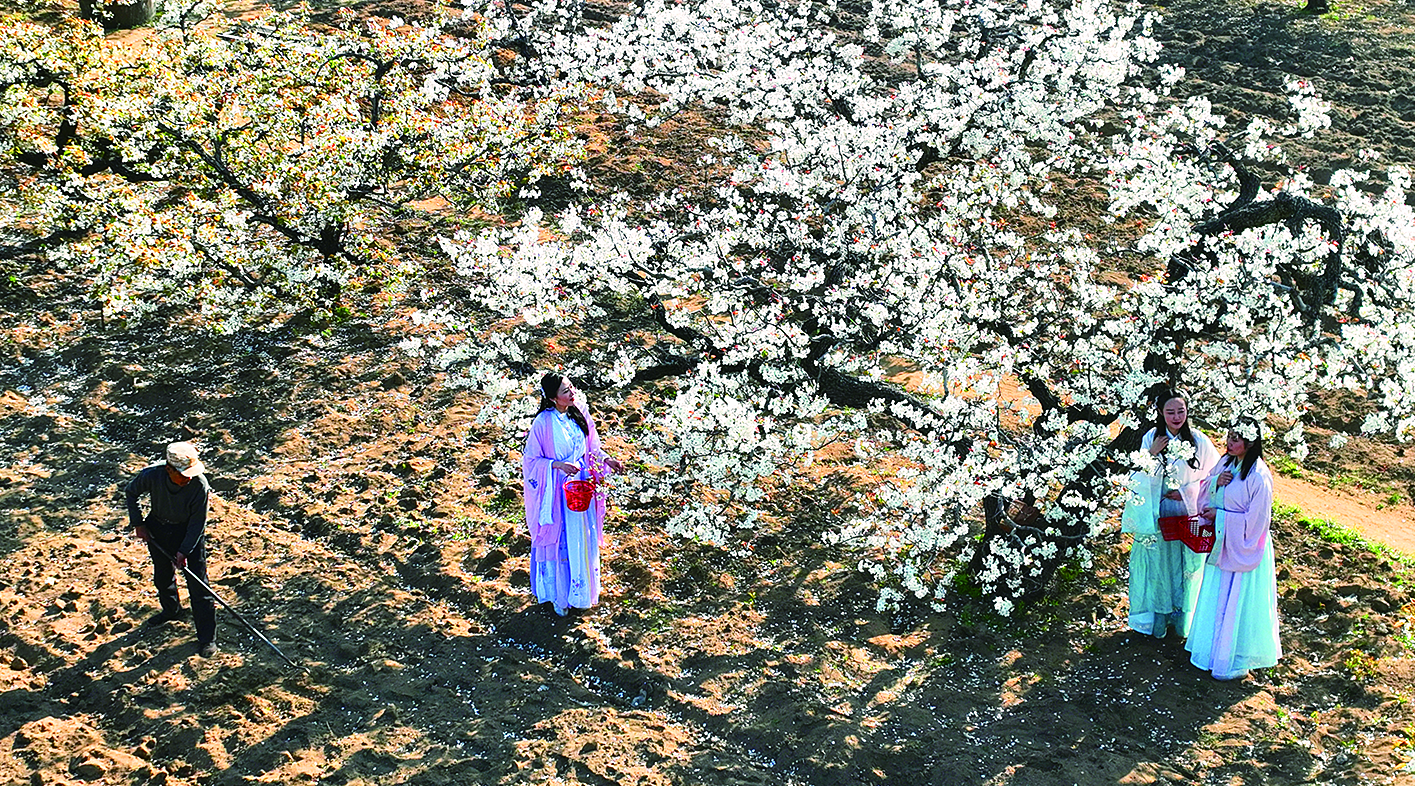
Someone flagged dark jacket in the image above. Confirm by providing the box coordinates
[125,464,210,555]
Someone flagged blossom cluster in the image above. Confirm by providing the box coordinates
[400,0,1415,611]
[0,8,582,329]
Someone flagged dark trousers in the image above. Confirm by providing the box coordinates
[145,520,216,644]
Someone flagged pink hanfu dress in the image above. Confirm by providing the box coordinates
[521,405,609,610]
[1185,457,1281,680]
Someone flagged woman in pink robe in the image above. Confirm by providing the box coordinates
[522,373,622,616]
[1187,420,1281,680]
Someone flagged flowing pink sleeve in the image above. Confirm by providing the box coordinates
[1216,460,1272,573]
[522,413,555,543]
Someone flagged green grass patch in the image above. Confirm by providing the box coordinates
[1270,454,1307,480]
[1326,470,1393,495]
[1274,501,1415,570]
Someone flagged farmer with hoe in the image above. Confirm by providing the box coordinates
[126,441,217,657]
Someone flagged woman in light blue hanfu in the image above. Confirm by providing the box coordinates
[1187,420,1281,681]
[1120,391,1219,639]
[521,373,622,617]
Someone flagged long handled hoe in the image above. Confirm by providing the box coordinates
[148,539,304,671]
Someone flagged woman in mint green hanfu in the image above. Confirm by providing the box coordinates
[1187,421,1281,681]
[1120,392,1219,639]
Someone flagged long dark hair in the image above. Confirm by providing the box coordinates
[536,372,589,435]
[1153,390,1201,469]
[1223,419,1264,481]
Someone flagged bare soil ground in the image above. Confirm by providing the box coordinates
[3,0,1415,784]
[3,314,1412,786]
[1274,474,1415,554]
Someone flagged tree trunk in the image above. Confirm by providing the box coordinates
[79,0,156,30]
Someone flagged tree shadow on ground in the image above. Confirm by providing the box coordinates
[0,267,1399,786]
[0,309,402,560]
[0,514,649,784]
[585,466,1390,785]
[2,467,1390,786]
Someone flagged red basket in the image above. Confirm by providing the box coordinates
[563,479,596,512]
[1157,515,1192,542]
[1179,519,1216,554]
[1159,514,1215,553]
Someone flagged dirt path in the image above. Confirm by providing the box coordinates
[1275,474,1415,555]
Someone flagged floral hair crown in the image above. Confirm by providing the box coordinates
[1231,418,1267,442]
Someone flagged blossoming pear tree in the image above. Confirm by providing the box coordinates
[6,0,1410,613]
[422,0,1415,612]
[0,7,582,330]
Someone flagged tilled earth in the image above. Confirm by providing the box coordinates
[1,286,1414,786]
[4,0,1415,784]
